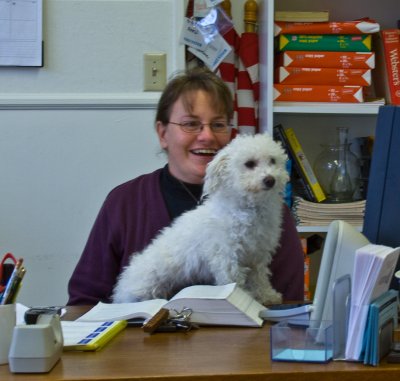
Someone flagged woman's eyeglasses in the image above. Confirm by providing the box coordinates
[168,120,232,134]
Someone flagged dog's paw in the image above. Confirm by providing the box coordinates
[262,289,282,305]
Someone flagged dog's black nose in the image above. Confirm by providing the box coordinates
[263,176,275,189]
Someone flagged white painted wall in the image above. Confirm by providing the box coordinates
[0,0,183,306]
[0,0,251,306]
[0,110,166,305]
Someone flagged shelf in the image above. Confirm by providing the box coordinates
[273,101,384,115]
[297,225,363,233]
[262,0,395,234]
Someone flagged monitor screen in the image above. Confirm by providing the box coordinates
[310,220,369,326]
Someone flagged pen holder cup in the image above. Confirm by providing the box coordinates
[270,320,333,363]
[0,303,16,365]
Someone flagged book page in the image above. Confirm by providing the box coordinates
[165,283,264,326]
[76,300,167,322]
[345,244,400,360]
[370,247,400,301]
[169,283,236,300]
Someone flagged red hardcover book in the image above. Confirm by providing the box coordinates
[274,84,364,103]
[373,29,400,105]
[274,19,380,36]
[276,51,375,69]
[275,67,371,86]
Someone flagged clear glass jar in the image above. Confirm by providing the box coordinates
[314,127,360,203]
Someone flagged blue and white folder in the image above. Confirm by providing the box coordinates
[361,289,398,366]
[62,320,127,351]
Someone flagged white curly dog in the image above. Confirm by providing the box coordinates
[113,133,289,305]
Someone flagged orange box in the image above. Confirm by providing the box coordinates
[274,19,380,36]
[276,51,375,69]
[279,34,372,52]
[274,84,364,103]
[275,67,372,86]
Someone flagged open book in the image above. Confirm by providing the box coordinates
[77,283,265,327]
[345,244,400,360]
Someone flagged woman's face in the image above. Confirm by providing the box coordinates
[156,90,231,184]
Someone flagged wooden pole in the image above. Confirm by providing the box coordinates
[244,0,258,33]
[220,0,232,19]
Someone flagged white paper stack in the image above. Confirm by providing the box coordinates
[345,244,400,360]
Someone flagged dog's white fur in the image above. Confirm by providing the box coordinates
[112,133,289,305]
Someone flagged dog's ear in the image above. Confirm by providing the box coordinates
[203,150,229,195]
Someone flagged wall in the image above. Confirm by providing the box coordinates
[0,0,184,306]
[0,0,184,96]
[0,0,251,306]
[1,109,166,305]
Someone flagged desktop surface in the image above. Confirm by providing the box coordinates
[1,306,399,381]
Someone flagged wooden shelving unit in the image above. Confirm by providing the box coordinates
[258,0,398,233]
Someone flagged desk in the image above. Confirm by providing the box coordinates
[1,306,399,381]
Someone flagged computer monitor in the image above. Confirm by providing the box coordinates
[310,220,369,326]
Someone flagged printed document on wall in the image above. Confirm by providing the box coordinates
[0,0,42,66]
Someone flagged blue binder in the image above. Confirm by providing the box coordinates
[363,105,400,288]
[361,289,398,366]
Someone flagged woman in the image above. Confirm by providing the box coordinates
[67,67,304,305]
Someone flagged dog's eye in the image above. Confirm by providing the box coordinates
[270,158,276,165]
[244,160,257,169]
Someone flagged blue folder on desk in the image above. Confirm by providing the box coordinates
[360,289,398,366]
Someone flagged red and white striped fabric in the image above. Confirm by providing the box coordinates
[237,31,259,134]
[218,28,259,135]
[217,27,240,137]
[185,1,259,135]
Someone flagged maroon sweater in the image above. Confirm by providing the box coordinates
[67,168,304,305]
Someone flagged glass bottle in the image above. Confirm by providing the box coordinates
[313,127,360,203]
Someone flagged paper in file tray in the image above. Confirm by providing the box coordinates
[331,275,398,365]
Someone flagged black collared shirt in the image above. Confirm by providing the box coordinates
[159,165,203,220]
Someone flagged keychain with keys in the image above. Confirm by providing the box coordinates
[142,307,198,334]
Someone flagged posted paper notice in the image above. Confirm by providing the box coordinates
[0,0,42,66]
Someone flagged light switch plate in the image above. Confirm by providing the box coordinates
[143,53,167,91]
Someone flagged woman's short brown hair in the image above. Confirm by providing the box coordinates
[155,67,234,125]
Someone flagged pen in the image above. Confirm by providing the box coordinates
[0,258,24,305]
[7,267,26,304]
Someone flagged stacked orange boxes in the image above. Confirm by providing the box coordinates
[274,18,380,103]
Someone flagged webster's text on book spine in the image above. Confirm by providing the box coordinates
[381,30,400,105]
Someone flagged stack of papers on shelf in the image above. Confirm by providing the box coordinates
[291,197,366,226]
[345,244,400,361]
